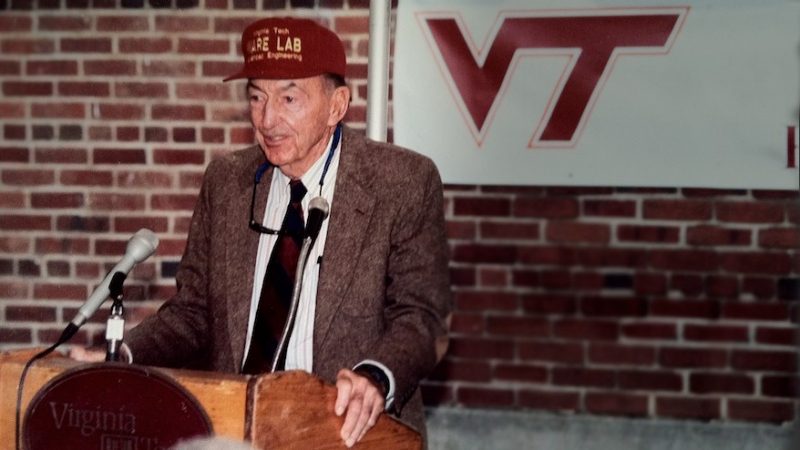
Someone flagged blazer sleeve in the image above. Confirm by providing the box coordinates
[368,158,452,413]
[123,161,217,368]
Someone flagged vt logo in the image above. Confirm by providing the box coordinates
[420,8,688,147]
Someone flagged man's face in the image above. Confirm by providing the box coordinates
[247,76,348,179]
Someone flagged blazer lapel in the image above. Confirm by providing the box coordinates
[225,151,271,370]
[314,130,376,357]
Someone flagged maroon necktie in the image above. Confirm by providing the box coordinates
[243,180,306,374]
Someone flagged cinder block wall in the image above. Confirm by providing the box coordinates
[0,1,798,426]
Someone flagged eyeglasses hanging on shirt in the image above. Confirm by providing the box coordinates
[248,124,341,235]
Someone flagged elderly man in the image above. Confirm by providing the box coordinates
[73,17,451,447]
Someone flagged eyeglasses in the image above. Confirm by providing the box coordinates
[248,125,341,235]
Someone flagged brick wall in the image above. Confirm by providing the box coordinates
[1,2,798,426]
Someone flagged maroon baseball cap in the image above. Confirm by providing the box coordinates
[223,17,347,82]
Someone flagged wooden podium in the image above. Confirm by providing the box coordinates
[0,349,421,449]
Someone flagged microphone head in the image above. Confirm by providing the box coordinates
[308,196,330,219]
[126,228,160,263]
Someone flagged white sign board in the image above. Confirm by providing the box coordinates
[394,0,800,188]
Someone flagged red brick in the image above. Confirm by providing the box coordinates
[759,228,800,249]
[0,282,29,299]
[576,248,646,267]
[690,372,754,394]
[643,200,711,220]
[659,347,727,368]
[452,244,516,264]
[58,82,110,97]
[585,392,648,417]
[617,224,680,243]
[514,198,578,218]
[741,277,775,299]
[33,283,86,300]
[580,296,646,317]
[706,275,739,298]
[720,252,792,274]
[454,291,517,311]
[517,246,575,265]
[0,238,31,253]
[35,237,90,254]
[93,148,146,165]
[56,216,110,233]
[151,194,197,211]
[449,312,483,334]
[0,16,33,32]
[0,102,25,119]
[230,127,255,144]
[519,341,583,364]
[119,38,173,53]
[669,274,704,296]
[1,169,55,186]
[153,149,206,165]
[5,305,57,322]
[39,16,90,31]
[142,60,196,77]
[178,38,229,54]
[156,16,209,32]
[583,200,636,217]
[420,384,453,406]
[0,61,21,75]
[429,360,491,383]
[731,350,797,372]
[657,396,720,420]
[448,337,515,360]
[34,148,87,164]
[335,16,369,34]
[31,102,84,119]
[201,127,225,143]
[618,370,682,391]
[588,343,655,365]
[31,192,84,209]
[345,63,368,80]
[650,299,719,319]
[494,363,547,382]
[519,390,579,411]
[722,302,789,321]
[445,221,475,240]
[3,82,52,96]
[453,197,510,217]
[179,172,205,189]
[457,387,514,408]
[2,38,54,54]
[0,147,28,162]
[60,38,112,53]
[512,268,541,287]
[116,171,173,188]
[753,190,799,199]
[96,16,149,31]
[479,268,508,287]
[88,193,146,211]
[633,273,667,295]
[61,170,113,186]
[755,327,799,346]
[176,83,232,101]
[728,399,794,423]
[521,294,576,315]
[649,250,719,271]
[762,375,799,398]
[26,60,78,76]
[84,60,137,76]
[152,105,205,121]
[553,319,618,341]
[553,367,615,388]
[0,328,32,344]
[112,216,170,234]
[486,316,549,337]
[0,192,25,208]
[716,201,784,223]
[202,61,242,78]
[546,222,610,244]
[115,82,169,98]
[684,324,748,343]
[686,225,751,246]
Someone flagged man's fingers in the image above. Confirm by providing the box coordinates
[340,392,363,446]
[335,371,353,416]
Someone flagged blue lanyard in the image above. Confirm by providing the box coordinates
[254,124,341,196]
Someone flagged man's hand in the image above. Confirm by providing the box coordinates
[335,368,385,448]
[69,346,106,362]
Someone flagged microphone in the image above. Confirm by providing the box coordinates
[70,229,159,329]
[304,196,330,242]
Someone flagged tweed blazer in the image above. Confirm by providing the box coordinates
[125,126,452,434]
